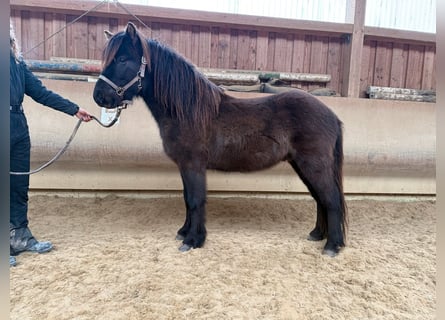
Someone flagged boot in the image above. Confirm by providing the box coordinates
[10,256,16,267]
[10,227,53,255]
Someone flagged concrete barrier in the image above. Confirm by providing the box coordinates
[24,79,435,195]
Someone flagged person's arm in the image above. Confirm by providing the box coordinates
[23,61,91,121]
[23,62,78,115]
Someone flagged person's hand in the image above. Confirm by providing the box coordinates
[75,108,93,122]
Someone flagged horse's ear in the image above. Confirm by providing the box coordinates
[125,22,138,44]
[104,30,113,40]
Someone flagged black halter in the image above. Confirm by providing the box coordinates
[98,56,147,102]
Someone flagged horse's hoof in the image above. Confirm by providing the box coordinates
[322,249,338,257]
[307,234,324,241]
[178,244,192,252]
[176,234,185,241]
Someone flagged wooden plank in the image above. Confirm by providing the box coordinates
[117,18,128,34]
[65,15,88,59]
[215,27,230,69]
[22,10,45,60]
[236,29,250,69]
[308,36,329,90]
[171,24,182,53]
[326,37,343,94]
[290,33,305,73]
[255,30,269,71]
[138,18,153,38]
[389,42,408,88]
[430,51,436,90]
[362,39,378,90]
[247,30,257,70]
[198,26,211,67]
[273,33,292,72]
[86,16,97,60]
[93,17,111,60]
[421,45,436,90]
[190,25,200,65]
[43,13,53,60]
[229,28,239,69]
[266,32,276,71]
[178,24,192,61]
[314,36,329,73]
[301,35,313,91]
[309,36,323,74]
[108,17,119,35]
[374,41,393,87]
[303,35,312,74]
[159,22,172,46]
[405,44,424,89]
[52,13,67,58]
[210,27,219,69]
[150,21,161,41]
[359,39,371,97]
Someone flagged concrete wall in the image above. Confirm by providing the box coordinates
[24,79,435,195]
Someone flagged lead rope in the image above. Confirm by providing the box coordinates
[10,106,126,175]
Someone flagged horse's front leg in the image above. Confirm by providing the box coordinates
[177,168,207,252]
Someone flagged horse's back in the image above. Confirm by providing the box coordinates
[220,89,341,133]
[206,90,341,172]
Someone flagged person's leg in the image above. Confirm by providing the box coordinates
[10,113,52,255]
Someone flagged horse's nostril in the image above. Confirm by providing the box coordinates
[93,91,106,106]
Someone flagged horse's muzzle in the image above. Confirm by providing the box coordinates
[93,81,122,109]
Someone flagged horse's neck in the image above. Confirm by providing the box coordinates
[141,96,161,120]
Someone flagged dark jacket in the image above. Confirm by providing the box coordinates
[10,54,79,115]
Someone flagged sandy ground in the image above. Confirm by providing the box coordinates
[10,194,435,320]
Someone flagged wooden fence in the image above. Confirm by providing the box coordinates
[10,0,435,98]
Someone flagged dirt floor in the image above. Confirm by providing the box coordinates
[10,193,435,320]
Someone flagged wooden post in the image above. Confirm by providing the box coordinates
[341,0,366,97]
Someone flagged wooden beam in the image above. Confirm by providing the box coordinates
[27,59,331,85]
[364,27,435,44]
[10,0,353,35]
[341,0,366,98]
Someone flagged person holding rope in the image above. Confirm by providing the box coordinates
[10,22,93,267]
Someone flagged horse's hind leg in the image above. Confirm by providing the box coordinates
[289,158,345,256]
[289,161,326,241]
[177,168,207,252]
[307,203,327,241]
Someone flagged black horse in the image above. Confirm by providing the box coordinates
[93,22,347,256]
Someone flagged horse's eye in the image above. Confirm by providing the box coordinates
[117,56,126,63]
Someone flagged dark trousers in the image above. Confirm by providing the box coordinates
[10,111,30,229]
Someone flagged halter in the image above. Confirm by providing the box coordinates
[98,56,147,104]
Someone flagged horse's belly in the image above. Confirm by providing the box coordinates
[207,138,289,172]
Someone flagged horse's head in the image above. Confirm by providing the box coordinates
[93,22,150,109]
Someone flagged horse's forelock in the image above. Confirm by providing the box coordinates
[102,33,124,69]
[102,30,151,71]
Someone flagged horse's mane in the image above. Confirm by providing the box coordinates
[102,28,222,128]
[147,40,223,127]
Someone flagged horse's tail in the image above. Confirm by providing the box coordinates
[334,121,348,246]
